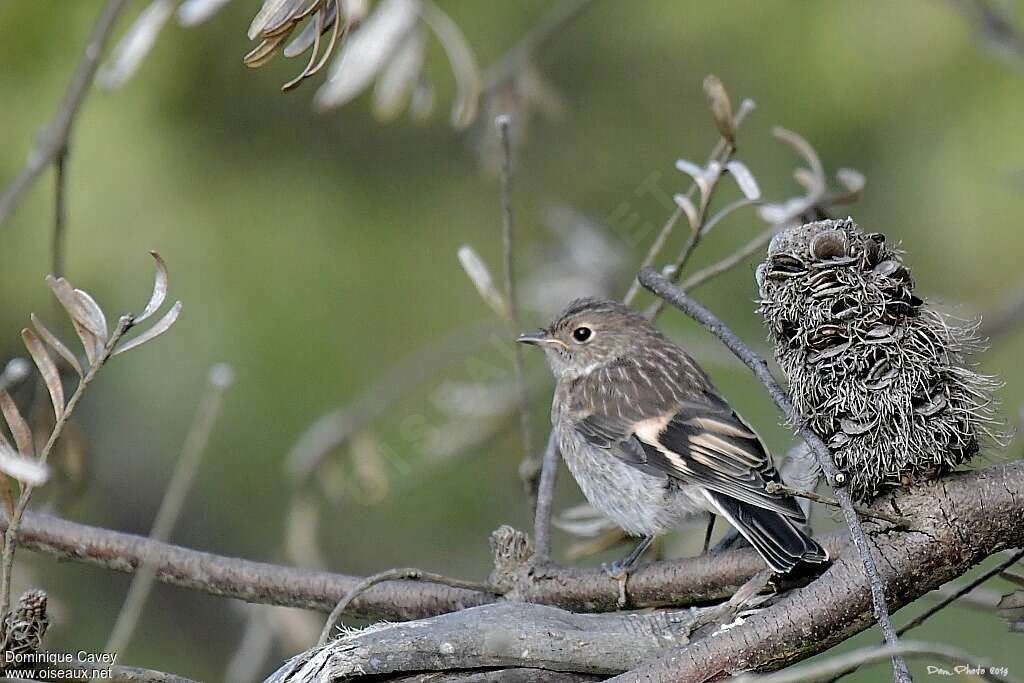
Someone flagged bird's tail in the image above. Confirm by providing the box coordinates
[706,491,829,574]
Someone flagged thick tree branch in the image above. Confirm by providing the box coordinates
[265,463,1024,682]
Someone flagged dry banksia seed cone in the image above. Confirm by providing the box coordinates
[756,217,1003,502]
[0,589,49,666]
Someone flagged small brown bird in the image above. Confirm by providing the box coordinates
[518,297,828,575]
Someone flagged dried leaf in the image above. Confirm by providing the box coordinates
[725,160,761,200]
[46,276,103,363]
[97,0,176,91]
[350,431,389,503]
[137,251,170,323]
[372,26,425,120]
[773,127,825,191]
[284,1,340,57]
[793,167,819,194]
[342,0,369,25]
[675,158,706,184]
[244,33,290,68]
[177,0,232,26]
[0,444,50,487]
[0,359,32,389]
[702,74,735,144]
[456,246,508,320]
[409,77,434,122]
[0,391,33,458]
[284,495,328,568]
[30,315,83,378]
[419,1,480,129]
[249,0,305,39]
[836,168,866,195]
[73,289,109,341]
[672,193,698,230]
[112,301,183,357]
[314,0,420,111]
[21,329,64,421]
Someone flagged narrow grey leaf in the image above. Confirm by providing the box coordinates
[0,391,33,458]
[773,127,825,190]
[372,26,425,121]
[31,315,83,378]
[46,275,102,362]
[456,246,508,320]
[672,194,698,229]
[97,0,176,91]
[248,0,304,39]
[702,74,735,144]
[21,329,64,421]
[0,444,49,487]
[111,301,183,357]
[419,1,480,129]
[137,250,170,323]
[73,289,109,342]
[836,168,866,194]
[725,160,761,200]
[314,0,420,110]
[284,1,339,58]
[177,0,232,26]
[409,76,434,122]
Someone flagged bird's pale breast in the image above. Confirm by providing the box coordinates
[556,421,707,537]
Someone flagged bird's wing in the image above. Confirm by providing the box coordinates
[573,413,668,479]
[571,400,804,520]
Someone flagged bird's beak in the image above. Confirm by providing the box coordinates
[516,330,566,349]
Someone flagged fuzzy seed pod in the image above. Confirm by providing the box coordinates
[756,218,1004,502]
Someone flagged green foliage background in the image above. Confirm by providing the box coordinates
[1,1,1022,680]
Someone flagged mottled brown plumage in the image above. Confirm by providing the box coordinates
[519,297,828,574]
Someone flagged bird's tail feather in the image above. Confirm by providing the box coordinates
[706,491,829,574]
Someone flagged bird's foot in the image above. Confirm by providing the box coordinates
[601,559,634,582]
[602,560,632,608]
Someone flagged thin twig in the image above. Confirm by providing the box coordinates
[763,481,907,526]
[496,116,536,512]
[52,146,68,278]
[105,363,235,654]
[0,0,129,228]
[623,99,755,308]
[0,315,134,620]
[482,0,598,90]
[900,548,1024,634]
[679,226,774,292]
[638,268,911,683]
[731,640,1017,683]
[532,431,560,558]
[317,568,493,645]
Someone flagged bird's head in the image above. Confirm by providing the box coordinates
[516,297,656,380]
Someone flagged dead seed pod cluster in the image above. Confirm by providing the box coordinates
[756,217,1003,502]
[0,589,49,668]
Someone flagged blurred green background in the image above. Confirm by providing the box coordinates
[1,1,1023,680]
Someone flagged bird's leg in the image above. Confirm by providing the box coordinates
[602,535,655,580]
[701,513,716,554]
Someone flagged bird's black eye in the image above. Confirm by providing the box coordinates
[572,326,592,343]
